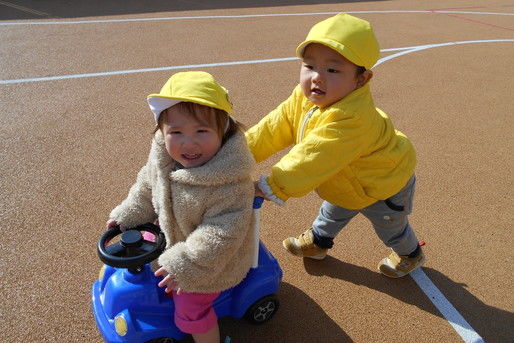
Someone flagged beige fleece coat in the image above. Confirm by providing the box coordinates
[109,130,256,293]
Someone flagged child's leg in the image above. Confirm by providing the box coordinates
[361,176,418,255]
[192,324,220,343]
[172,291,221,343]
[312,201,359,241]
[361,175,425,277]
[142,219,160,242]
[142,231,156,242]
[283,201,358,259]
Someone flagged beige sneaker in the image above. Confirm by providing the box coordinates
[282,229,328,260]
[378,249,426,278]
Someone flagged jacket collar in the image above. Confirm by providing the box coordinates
[323,83,373,112]
[301,82,374,114]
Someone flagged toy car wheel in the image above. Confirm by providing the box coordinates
[244,294,279,324]
[145,338,177,343]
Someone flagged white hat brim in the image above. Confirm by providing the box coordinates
[147,97,182,123]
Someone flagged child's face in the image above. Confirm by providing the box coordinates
[300,43,361,108]
[162,106,222,168]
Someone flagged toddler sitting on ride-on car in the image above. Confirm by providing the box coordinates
[106,71,256,343]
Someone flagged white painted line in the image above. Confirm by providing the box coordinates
[0,10,512,26]
[435,10,514,15]
[411,269,485,343]
[374,39,514,67]
[0,57,298,85]
[0,0,51,17]
[381,47,420,52]
[0,11,400,26]
[2,39,513,85]
[375,48,423,66]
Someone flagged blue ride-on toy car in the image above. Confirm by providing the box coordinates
[92,198,282,343]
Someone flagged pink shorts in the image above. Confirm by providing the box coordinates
[172,290,221,334]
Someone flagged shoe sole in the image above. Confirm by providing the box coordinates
[305,253,327,260]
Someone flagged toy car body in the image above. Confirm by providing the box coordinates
[92,198,282,343]
[92,242,282,343]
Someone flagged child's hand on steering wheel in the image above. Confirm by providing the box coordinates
[155,267,182,295]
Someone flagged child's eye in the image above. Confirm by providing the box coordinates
[303,64,313,70]
[327,68,339,73]
[169,131,181,135]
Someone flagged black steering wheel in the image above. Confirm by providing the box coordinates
[97,223,166,269]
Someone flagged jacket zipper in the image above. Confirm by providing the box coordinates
[299,106,318,142]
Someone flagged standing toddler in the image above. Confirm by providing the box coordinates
[246,13,425,277]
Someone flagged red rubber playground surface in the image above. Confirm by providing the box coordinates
[1,1,513,342]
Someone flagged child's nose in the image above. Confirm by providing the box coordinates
[181,136,197,148]
[312,71,323,83]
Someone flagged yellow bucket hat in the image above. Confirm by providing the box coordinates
[147,71,233,122]
[296,13,380,70]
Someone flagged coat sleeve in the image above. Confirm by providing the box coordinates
[109,164,157,228]
[245,87,300,162]
[157,185,253,292]
[267,115,367,201]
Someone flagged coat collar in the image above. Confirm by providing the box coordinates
[150,130,254,186]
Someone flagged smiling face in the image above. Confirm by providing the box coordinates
[161,104,222,168]
[300,43,366,108]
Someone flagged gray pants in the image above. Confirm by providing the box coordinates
[312,175,419,255]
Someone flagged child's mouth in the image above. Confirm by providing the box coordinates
[311,88,325,96]
[182,153,201,160]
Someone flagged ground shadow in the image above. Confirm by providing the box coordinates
[179,282,352,343]
[1,0,386,20]
[303,257,514,343]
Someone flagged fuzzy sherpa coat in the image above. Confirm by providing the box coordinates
[109,130,256,293]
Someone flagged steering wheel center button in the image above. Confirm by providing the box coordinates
[121,230,143,247]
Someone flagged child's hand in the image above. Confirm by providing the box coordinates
[155,267,182,295]
[253,181,269,200]
[105,219,127,232]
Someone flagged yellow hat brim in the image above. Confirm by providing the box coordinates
[296,39,366,69]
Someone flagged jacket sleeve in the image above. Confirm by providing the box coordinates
[245,87,300,162]
[267,115,366,201]
[157,185,253,292]
[109,164,157,228]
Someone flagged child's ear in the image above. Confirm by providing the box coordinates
[357,70,373,88]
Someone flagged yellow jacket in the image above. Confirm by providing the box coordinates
[245,83,416,209]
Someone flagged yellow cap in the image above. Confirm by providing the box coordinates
[296,13,380,70]
[147,71,233,122]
